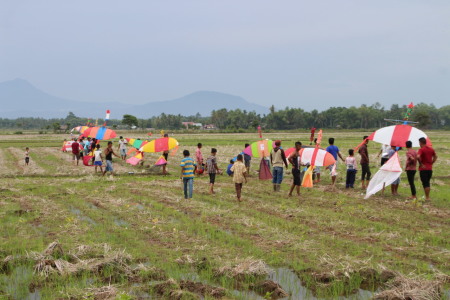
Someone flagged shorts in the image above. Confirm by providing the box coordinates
[105,160,113,172]
[419,170,433,188]
[245,160,251,168]
[25,157,30,164]
[392,177,400,185]
[209,173,216,184]
[292,169,301,186]
[361,163,371,181]
[120,148,127,156]
[327,161,338,172]
[94,161,103,166]
[72,153,80,160]
[314,166,320,174]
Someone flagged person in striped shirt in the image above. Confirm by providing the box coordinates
[180,150,197,199]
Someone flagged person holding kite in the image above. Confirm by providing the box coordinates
[358,136,371,189]
[270,140,288,192]
[417,137,437,201]
[388,145,401,196]
[325,138,345,185]
[288,142,302,196]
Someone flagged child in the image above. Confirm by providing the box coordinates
[206,148,220,194]
[243,143,252,175]
[94,144,104,173]
[180,150,197,199]
[226,159,234,176]
[345,149,357,188]
[231,154,247,202]
[25,147,30,166]
[288,142,302,196]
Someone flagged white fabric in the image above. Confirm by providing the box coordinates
[365,152,402,199]
[299,148,335,167]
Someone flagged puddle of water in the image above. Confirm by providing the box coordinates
[267,268,375,300]
[267,268,318,299]
[231,289,265,300]
[69,207,97,225]
[135,203,145,210]
[3,265,35,300]
[179,272,201,282]
[114,218,129,227]
[26,290,41,300]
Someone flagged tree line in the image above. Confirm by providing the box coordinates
[1,103,449,132]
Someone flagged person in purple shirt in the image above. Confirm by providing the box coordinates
[326,138,345,185]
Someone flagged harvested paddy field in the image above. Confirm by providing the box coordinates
[0,131,449,299]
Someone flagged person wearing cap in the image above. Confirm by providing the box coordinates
[270,140,288,192]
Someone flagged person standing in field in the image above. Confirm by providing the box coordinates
[24,147,30,166]
[345,149,357,188]
[180,150,197,199]
[206,148,221,194]
[404,140,418,200]
[231,154,247,202]
[195,143,204,174]
[388,145,400,196]
[326,138,345,185]
[118,136,127,161]
[162,133,170,175]
[71,138,81,166]
[243,143,252,175]
[226,159,234,176]
[93,144,104,174]
[358,136,371,189]
[313,138,321,183]
[270,140,288,192]
[288,142,302,196]
[417,137,437,201]
[103,141,120,176]
[377,144,390,166]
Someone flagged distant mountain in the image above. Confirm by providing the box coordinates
[129,91,268,117]
[0,79,268,119]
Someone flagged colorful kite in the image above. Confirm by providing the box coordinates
[71,126,89,134]
[366,125,431,148]
[154,156,167,166]
[82,127,117,140]
[302,129,323,188]
[126,138,147,150]
[365,152,402,199]
[243,139,273,158]
[140,137,178,153]
[126,152,144,166]
[298,147,336,167]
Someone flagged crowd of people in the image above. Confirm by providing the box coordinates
[48,134,439,202]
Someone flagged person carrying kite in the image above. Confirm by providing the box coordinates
[270,140,288,192]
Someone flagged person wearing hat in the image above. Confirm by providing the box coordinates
[270,140,288,192]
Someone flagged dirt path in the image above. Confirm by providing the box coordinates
[7,147,46,175]
[0,148,14,175]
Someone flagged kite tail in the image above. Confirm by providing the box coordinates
[354,138,368,151]
[302,166,314,188]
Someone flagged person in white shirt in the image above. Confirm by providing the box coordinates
[117,136,127,160]
[94,144,104,173]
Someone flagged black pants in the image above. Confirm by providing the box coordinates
[346,169,357,188]
[361,163,371,181]
[420,170,433,188]
[406,170,416,196]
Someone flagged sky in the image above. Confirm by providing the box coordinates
[1,0,449,111]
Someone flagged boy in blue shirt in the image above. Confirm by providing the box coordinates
[180,150,197,199]
[326,138,345,185]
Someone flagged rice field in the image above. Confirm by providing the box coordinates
[0,131,449,300]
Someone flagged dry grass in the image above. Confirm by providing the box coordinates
[374,274,444,300]
[215,258,271,278]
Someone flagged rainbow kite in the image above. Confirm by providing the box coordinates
[82,126,117,140]
[140,137,178,153]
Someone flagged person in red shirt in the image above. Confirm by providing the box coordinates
[417,137,437,201]
[405,140,418,200]
[71,138,81,166]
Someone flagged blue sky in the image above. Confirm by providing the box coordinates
[1,0,449,110]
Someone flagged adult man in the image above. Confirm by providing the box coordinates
[417,137,437,201]
[326,138,345,185]
[288,141,302,196]
[270,140,288,192]
[118,136,127,160]
[103,141,120,176]
[358,136,371,189]
[71,138,81,166]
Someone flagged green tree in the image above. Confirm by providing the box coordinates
[122,114,138,127]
